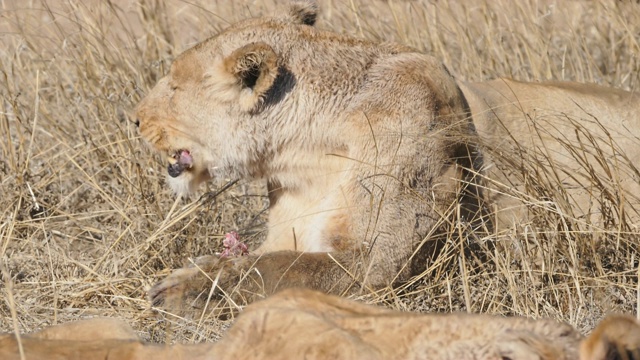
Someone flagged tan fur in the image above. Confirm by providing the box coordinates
[459,79,640,229]
[27,318,138,342]
[136,0,484,308]
[580,315,640,360]
[2,289,639,360]
[135,0,639,310]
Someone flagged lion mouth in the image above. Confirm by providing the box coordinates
[167,149,193,177]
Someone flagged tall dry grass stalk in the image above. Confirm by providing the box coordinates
[1,0,638,342]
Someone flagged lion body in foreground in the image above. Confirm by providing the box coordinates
[136,0,640,308]
[1,289,640,360]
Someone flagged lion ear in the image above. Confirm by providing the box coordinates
[223,42,279,112]
[288,0,318,26]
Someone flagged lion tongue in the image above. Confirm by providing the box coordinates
[167,150,193,178]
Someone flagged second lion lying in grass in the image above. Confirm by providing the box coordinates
[135,0,640,310]
[1,289,639,360]
[460,79,640,228]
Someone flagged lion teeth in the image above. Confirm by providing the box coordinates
[167,156,178,165]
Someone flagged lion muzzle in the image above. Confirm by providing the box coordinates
[167,149,193,177]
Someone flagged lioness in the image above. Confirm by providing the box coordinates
[459,79,640,228]
[136,0,486,307]
[2,289,640,360]
[136,0,640,309]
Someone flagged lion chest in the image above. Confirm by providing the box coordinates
[257,186,355,254]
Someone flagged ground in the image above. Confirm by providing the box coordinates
[0,0,638,344]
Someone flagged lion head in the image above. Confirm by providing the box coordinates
[135,0,374,195]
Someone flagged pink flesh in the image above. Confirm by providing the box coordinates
[178,150,193,167]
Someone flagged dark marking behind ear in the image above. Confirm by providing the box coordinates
[259,66,296,112]
[289,0,318,26]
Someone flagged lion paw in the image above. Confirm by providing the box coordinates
[148,255,221,308]
[149,267,198,307]
[581,315,640,360]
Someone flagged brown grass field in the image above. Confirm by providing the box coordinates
[1,0,639,344]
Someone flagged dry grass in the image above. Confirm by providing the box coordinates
[1,0,638,343]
